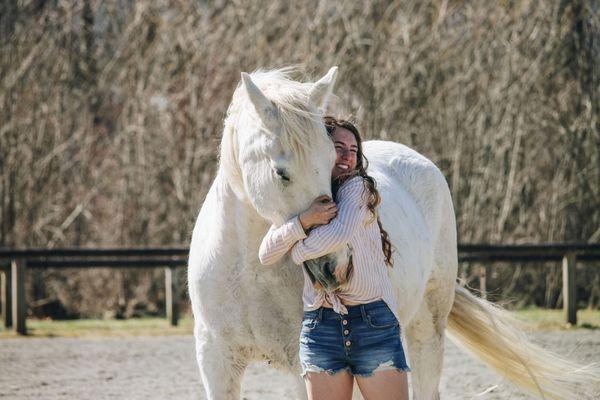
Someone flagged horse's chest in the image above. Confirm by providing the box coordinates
[196,258,300,311]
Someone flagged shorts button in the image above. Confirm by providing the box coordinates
[343,329,349,335]
[342,320,348,325]
[345,340,351,347]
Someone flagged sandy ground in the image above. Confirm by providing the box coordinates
[1,330,599,399]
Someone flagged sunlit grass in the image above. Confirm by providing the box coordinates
[0,316,194,338]
[0,308,598,338]
[514,307,600,331]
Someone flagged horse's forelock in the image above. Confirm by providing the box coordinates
[251,69,327,157]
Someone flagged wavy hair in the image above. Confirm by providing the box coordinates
[323,116,393,267]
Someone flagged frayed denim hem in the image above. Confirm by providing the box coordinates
[300,365,351,378]
[352,365,411,378]
[301,362,411,378]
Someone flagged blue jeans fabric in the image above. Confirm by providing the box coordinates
[299,300,410,377]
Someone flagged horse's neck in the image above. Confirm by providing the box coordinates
[213,171,270,255]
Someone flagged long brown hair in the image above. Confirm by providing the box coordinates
[323,116,393,267]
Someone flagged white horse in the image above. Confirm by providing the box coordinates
[188,67,599,399]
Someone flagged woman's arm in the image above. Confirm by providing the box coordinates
[291,177,368,264]
[258,216,307,265]
[258,196,338,265]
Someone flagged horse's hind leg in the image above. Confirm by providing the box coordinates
[406,180,457,399]
[195,328,247,400]
[404,295,448,400]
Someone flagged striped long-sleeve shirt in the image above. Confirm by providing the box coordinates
[258,176,399,322]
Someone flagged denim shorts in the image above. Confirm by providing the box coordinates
[299,300,410,377]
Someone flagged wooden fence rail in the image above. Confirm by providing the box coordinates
[0,248,188,335]
[1,244,599,335]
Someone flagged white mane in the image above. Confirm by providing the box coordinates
[219,68,329,196]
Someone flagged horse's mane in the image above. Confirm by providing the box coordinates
[220,67,328,196]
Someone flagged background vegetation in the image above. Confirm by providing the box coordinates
[1,0,598,318]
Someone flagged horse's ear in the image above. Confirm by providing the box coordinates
[309,66,338,111]
[241,72,279,127]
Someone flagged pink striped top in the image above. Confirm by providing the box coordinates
[258,176,399,322]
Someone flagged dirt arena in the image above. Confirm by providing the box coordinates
[1,330,598,399]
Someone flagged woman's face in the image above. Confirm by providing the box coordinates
[331,127,358,179]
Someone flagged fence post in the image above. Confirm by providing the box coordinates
[562,252,577,325]
[479,264,487,300]
[165,266,179,326]
[11,259,27,335]
[1,265,12,328]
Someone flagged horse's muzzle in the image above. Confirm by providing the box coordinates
[303,253,353,291]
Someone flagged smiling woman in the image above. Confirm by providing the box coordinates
[258,116,409,400]
[324,116,394,270]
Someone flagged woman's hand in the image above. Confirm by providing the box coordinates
[299,195,337,230]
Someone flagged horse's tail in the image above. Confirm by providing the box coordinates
[447,285,600,399]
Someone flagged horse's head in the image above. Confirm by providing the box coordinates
[220,67,350,289]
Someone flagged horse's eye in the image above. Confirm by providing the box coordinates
[274,168,291,183]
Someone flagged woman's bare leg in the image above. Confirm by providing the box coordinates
[304,370,354,400]
[356,370,408,400]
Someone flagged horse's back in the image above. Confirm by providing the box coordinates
[364,140,453,244]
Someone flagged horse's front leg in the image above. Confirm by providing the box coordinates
[195,325,248,400]
[293,375,308,400]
